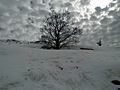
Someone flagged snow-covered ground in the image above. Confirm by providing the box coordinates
[0,42,120,90]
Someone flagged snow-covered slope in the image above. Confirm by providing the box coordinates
[0,43,120,90]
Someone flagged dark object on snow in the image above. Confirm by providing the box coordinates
[111,80,120,85]
[27,69,31,72]
[75,66,79,69]
[97,39,102,46]
[118,88,120,90]
[56,66,63,70]
[80,47,94,50]
[58,67,63,70]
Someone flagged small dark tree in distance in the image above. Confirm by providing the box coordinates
[97,39,102,46]
[40,10,82,49]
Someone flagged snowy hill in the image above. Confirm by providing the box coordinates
[0,43,120,90]
[0,39,42,49]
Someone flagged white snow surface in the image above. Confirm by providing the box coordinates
[0,43,120,90]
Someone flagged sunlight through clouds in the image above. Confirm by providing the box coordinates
[89,0,113,12]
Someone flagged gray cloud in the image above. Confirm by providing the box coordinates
[0,0,120,46]
[80,0,90,6]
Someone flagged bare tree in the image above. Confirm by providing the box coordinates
[40,10,82,49]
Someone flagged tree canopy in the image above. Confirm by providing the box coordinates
[40,10,82,49]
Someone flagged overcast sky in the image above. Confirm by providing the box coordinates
[0,0,120,46]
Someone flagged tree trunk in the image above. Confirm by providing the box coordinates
[55,39,60,49]
[55,33,60,49]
